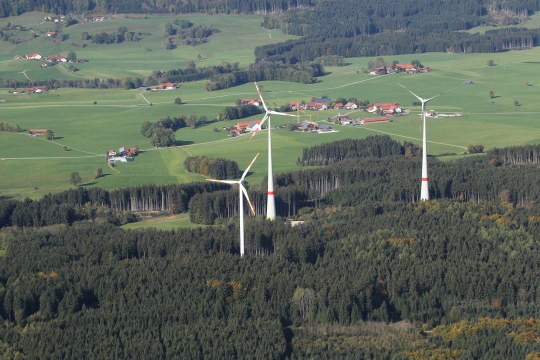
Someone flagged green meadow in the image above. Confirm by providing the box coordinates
[0,12,298,80]
[122,213,212,230]
[1,13,540,199]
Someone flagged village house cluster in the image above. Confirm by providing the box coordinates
[369,63,430,75]
[20,53,69,62]
[287,98,359,112]
[9,85,48,94]
[138,82,179,92]
[332,114,391,126]
[107,147,138,164]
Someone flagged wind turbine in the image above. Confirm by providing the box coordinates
[251,81,298,220]
[399,83,440,201]
[207,153,259,257]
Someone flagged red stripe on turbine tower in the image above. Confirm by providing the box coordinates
[421,178,429,181]
[267,191,275,195]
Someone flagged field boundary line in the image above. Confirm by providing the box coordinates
[322,120,468,150]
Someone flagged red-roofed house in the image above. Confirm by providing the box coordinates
[395,64,417,72]
[26,53,42,60]
[235,120,261,132]
[240,98,260,106]
[344,101,358,110]
[334,103,344,110]
[28,129,47,136]
[155,82,176,90]
[118,147,138,156]
[306,102,327,111]
[27,86,47,94]
[367,102,402,115]
[370,66,393,75]
[288,101,305,111]
[48,55,68,63]
[46,31,58,37]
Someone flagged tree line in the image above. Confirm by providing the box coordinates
[184,156,240,179]
[0,182,228,228]
[81,26,141,44]
[255,27,540,63]
[298,135,407,166]
[140,114,216,147]
[187,137,540,222]
[0,0,316,18]
[219,102,262,121]
[147,60,323,91]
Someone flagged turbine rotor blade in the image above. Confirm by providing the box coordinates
[254,81,269,112]
[426,94,441,102]
[240,152,260,181]
[206,179,238,185]
[240,185,256,215]
[250,115,269,140]
[398,82,423,102]
[268,110,297,118]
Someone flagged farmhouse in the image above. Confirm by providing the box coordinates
[235,120,261,132]
[297,121,317,132]
[344,101,358,110]
[28,129,47,136]
[306,102,327,111]
[317,124,333,133]
[156,82,177,90]
[360,117,391,125]
[395,64,417,72]
[288,101,305,111]
[332,114,351,124]
[292,120,334,133]
[25,53,42,60]
[240,98,260,106]
[46,31,57,37]
[367,102,403,115]
[44,15,65,22]
[88,15,106,22]
[334,103,344,110]
[47,55,68,63]
[370,66,392,75]
[27,86,47,94]
[118,147,138,156]
[151,82,178,91]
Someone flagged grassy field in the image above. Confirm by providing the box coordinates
[1,13,540,199]
[0,12,298,80]
[122,213,212,230]
[465,12,540,34]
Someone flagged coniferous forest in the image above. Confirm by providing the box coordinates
[2,1,540,356]
[0,136,539,359]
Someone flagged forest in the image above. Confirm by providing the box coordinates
[0,0,316,17]
[253,0,540,61]
[1,138,539,359]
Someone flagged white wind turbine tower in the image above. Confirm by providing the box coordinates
[207,153,259,257]
[399,83,440,201]
[252,81,298,220]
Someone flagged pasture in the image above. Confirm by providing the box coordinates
[1,13,540,200]
[122,213,212,230]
